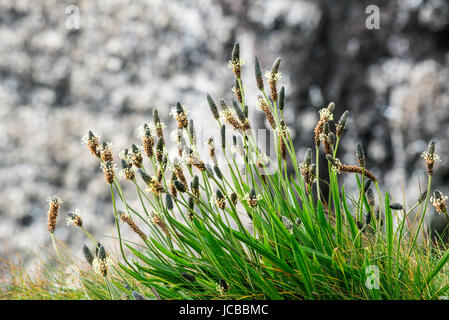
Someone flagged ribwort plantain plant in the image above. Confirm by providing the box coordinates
[46,43,449,300]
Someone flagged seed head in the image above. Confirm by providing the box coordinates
[389,203,404,210]
[232,99,246,125]
[169,174,178,198]
[153,109,164,139]
[94,242,102,257]
[207,138,216,163]
[233,79,243,103]
[326,154,377,181]
[278,121,288,160]
[101,161,116,184]
[119,148,133,166]
[99,141,114,163]
[245,188,261,208]
[323,122,329,136]
[207,94,220,120]
[156,167,163,183]
[119,211,148,242]
[299,149,315,189]
[131,144,143,168]
[92,245,112,277]
[328,132,336,146]
[254,56,264,91]
[181,272,196,282]
[279,86,285,110]
[214,189,226,209]
[191,175,200,198]
[189,120,197,145]
[47,196,62,233]
[229,43,242,78]
[366,189,375,207]
[281,216,293,232]
[165,193,174,211]
[189,154,206,171]
[120,159,135,180]
[258,95,276,129]
[213,165,223,180]
[265,58,281,102]
[153,108,160,124]
[304,148,312,166]
[431,190,448,215]
[319,103,334,121]
[365,211,372,225]
[219,279,229,294]
[221,125,226,150]
[174,179,187,193]
[66,210,83,228]
[376,208,384,226]
[187,196,195,211]
[336,111,349,138]
[230,192,238,206]
[82,130,101,158]
[421,141,440,176]
[170,103,189,129]
[314,104,334,147]
[150,211,170,237]
[138,168,151,184]
[145,176,164,197]
[141,124,154,159]
[321,122,332,155]
[220,100,242,131]
[82,244,94,266]
[418,191,428,204]
[156,138,165,163]
[174,161,187,186]
[356,143,366,167]
[326,155,340,172]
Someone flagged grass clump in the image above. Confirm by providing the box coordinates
[43,43,449,300]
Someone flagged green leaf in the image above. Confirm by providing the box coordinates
[384,192,393,273]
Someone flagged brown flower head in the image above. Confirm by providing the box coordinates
[150,211,170,237]
[140,124,154,159]
[245,188,261,208]
[131,144,143,168]
[212,189,226,210]
[258,95,276,130]
[120,159,135,181]
[336,110,349,138]
[170,103,189,129]
[66,209,83,228]
[229,43,243,78]
[101,161,116,184]
[265,58,281,102]
[119,211,147,242]
[431,190,448,215]
[421,141,440,176]
[47,196,62,233]
[99,141,114,163]
[82,130,101,158]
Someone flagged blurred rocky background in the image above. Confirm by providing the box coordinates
[0,0,448,266]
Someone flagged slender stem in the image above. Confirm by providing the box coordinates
[316,146,320,202]
[403,175,432,269]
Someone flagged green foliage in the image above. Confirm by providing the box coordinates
[41,44,449,300]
